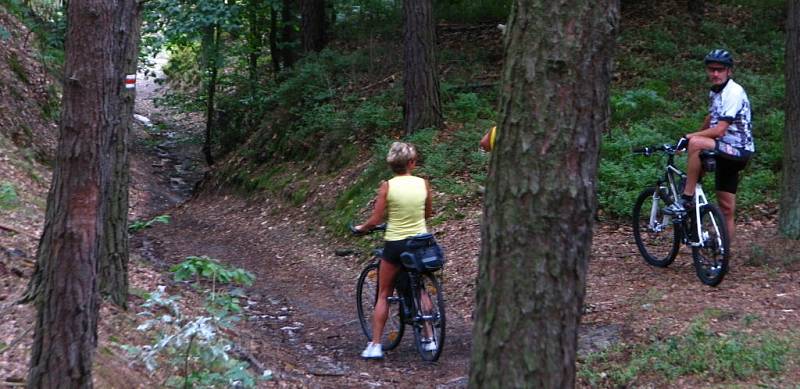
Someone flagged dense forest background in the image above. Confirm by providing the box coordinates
[1,0,797,387]
[142,0,786,227]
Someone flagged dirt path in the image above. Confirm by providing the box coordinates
[129,64,475,386]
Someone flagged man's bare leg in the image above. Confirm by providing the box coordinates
[684,136,716,196]
[716,190,736,242]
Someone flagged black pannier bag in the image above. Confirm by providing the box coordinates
[400,233,444,271]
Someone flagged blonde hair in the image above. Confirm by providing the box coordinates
[386,142,417,174]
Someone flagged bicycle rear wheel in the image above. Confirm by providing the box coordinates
[691,204,730,286]
[412,272,445,362]
[632,187,680,267]
[356,262,404,350]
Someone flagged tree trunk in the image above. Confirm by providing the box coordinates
[301,0,327,53]
[281,0,297,68]
[247,0,267,88]
[201,25,220,167]
[99,0,142,309]
[469,1,619,387]
[27,0,138,386]
[270,5,281,77]
[402,0,443,135]
[688,0,704,26]
[781,0,800,239]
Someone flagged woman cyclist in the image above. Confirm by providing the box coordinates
[354,141,433,359]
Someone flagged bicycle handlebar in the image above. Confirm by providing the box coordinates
[349,223,387,236]
[632,137,688,156]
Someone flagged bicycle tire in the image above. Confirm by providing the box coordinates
[356,262,404,350]
[691,204,730,286]
[412,272,445,362]
[632,187,680,267]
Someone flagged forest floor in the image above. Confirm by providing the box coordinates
[1,35,799,389]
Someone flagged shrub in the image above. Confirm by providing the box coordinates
[444,92,494,123]
[0,182,20,210]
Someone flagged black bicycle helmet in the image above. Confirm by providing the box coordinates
[704,49,734,67]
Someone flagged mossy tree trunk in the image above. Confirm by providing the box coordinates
[99,0,142,309]
[27,0,139,386]
[402,0,443,135]
[781,0,800,239]
[469,0,619,387]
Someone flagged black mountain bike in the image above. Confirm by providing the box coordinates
[632,139,730,286]
[352,224,446,362]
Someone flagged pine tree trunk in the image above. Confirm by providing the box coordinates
[99,0,142,309]
[27,0,138,386]
[301,0,327,53]
[270,6,281,77]
[781,0,800,239]
[281,0,297,68]
[202,25,220,167]
[688,0,704,26]
[469,1,619,387]
[402,0,443,135]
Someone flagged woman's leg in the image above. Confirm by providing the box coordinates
[371,259,402,345]
[420,286,434,338]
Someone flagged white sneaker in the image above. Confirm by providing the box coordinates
[360,342,383,359]
[422,338,437,352]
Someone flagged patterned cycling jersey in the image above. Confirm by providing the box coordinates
[708,79,755,156]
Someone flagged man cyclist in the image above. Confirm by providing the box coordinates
[665,49,754,241]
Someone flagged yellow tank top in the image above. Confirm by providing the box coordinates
[385,175,428,241]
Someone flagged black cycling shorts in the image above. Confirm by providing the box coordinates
[382,239,410,265]
[714,141,751,194]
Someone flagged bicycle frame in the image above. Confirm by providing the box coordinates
[650,152,720,249]
[385,267,435,326]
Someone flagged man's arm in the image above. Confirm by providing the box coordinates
[688,120,729,140]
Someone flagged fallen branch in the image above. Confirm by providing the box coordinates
[0,225,20,234]
[359,73,399,91]
[232,343,268,374]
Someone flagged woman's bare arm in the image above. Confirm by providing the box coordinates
[356,181,388,231]
[425,179,434,219]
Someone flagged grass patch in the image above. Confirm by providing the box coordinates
[0,182,20,209]
[579,318,799,387]
[7,52,29,84]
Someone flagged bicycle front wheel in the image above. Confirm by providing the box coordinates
[412,272,445,362]
[691,204,730,286]
[632,187,680,267]
[356,262,404,350]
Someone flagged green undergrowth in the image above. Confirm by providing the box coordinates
[597,0,785,218]
[162,0,790,226]
[0,182,19,210]
[578,314,799,387]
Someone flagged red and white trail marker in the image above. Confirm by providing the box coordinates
[125,74,136,89]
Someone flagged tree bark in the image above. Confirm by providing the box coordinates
[781,0,800,239]
[27,0,138,386]
[402,0,443,135]
[201,24,220,167]
[469,1,619,387]
[281,0,297,68]
[269,5,281,77]
[99,0,142,309]
[301,0,327,53]
[688,0,704,26]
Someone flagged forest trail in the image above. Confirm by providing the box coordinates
[129,63,800,388]
[129,64,474,387]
